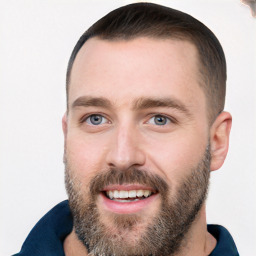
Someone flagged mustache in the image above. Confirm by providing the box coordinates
[89,168,169,198]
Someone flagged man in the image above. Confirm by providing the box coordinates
[14,3,239,256]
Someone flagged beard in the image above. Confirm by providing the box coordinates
[64,145,211,256]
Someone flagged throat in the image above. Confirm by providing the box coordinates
[64,230,88,256]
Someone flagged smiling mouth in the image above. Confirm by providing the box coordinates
[103,189,157,202]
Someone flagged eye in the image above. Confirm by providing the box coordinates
[148,115,171,125]
[85,114,108,125]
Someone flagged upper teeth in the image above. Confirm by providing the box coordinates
[106,190,152,199]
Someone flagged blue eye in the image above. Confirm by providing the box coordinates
[148,115,170,125]
[85,114,108,125]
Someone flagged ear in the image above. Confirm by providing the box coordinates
[62,112,68,139]
[210,111,232,171]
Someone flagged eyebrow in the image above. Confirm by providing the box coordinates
[72,96,112,109]
[132,97,191,116]
[71,96,191,116]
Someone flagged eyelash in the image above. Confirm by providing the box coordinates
[148,113,178,125]
[80,113,110,125]
[148,115,171,125]
[80,113,177,126]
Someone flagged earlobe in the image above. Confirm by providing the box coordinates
[62,113,68,139]
[210,111,232,171]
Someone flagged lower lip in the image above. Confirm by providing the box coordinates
[99,192,159,214]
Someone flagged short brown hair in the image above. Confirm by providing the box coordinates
[66,3,226,123]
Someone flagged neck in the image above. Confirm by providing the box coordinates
[64,204,216,256]
[173,204,217,256]
[64,230,88,256]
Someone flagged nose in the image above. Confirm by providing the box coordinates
[106,124,146,170]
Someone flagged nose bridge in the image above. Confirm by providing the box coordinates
[117,123,135,157]
[106,121,145,170]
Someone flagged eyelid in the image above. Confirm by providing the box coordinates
[148,116,170,125]
[80,113,111,124]
[146,113,177,124]
[79,112,177,125]
[88,115,107,125]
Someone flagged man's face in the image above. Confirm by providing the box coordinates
[64,37,211,255]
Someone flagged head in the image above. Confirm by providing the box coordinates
[63,3,232,256]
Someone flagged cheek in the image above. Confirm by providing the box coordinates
[145,131,207,185]
[65,133,109,180]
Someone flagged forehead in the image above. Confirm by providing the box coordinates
[69,37,206,115]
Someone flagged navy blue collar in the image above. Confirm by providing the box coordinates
[208,225,239,255]
[14,200,239,256]
[14,201,73,256]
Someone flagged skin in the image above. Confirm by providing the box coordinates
[62,37,232,255]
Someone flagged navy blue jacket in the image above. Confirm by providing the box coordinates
[13,200,239,256]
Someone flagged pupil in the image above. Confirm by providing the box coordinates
[155,115,166,125]
[90,115,102,125]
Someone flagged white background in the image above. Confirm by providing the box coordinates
[0,0,255,255]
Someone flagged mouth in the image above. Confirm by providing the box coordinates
[100,184,159,214]
[104,189,155,202]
